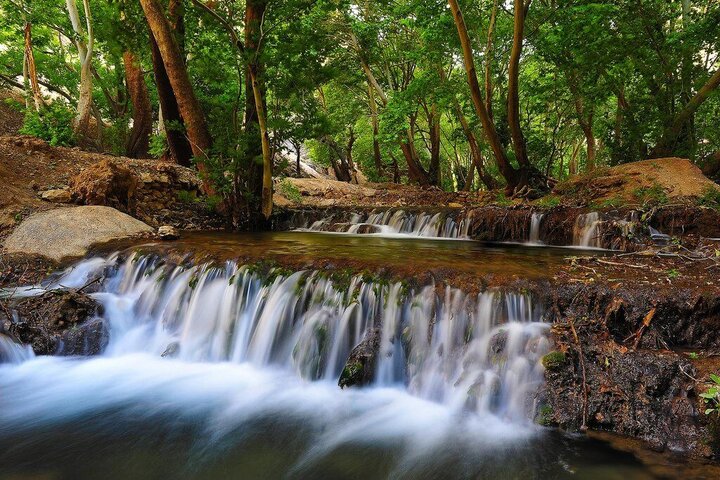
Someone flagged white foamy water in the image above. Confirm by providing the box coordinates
[574,212,603,248]
[296,209,470,239]
[0,252,551,478]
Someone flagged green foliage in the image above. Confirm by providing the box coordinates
[701,374,720,416]
[20,104,75,147]
[633,183,668,206]
[277,179,302,203]
[149,132,168,159]
[177,190,197,204]
[494,192,513,207]
[536,195,561,208]
[666,268,680,279]
[697,186,720,211]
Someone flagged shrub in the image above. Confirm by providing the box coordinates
[278,178,302,203]
[633,182,668,206]
[697,186,720,211]
[20,103,75,146]
[149,131,168,158]
[701,374,720,416]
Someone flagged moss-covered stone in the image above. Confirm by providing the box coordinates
[542,351,566,371]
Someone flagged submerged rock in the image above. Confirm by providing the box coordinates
[5,290,108,355]
[3,206,153,261]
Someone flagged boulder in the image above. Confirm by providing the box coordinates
[40,188,72,203]
[71,159,138,213]
[3,206,153,261]
[6,290,107,355]
[157,225,179,240]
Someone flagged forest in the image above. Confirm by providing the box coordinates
[2,0,719,226]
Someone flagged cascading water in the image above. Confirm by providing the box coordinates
[0,252,554,478]
[528,212,545,244]
[573,212,603,248]
[297,209,469,239]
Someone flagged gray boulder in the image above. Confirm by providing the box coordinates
[3,206,153,261]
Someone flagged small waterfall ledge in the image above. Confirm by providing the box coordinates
[278,206,671,250]
[2,252,550,426]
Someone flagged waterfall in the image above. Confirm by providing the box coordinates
[0,252,552,477]
[574,212,603,248]
[0,333,34,364]
[296,209,468,239]
[528,212,544,244]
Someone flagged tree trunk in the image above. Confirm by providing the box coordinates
[244,0,273,220]
[368,83,384,177]
[149,30,193,166]
[23,23,43,111]
[66,0,94,140]
[428,104,441,186]
[567,73,595,170]
[454,101,496,190]
[652,67,720,157]
[140,0,213,191]
[448,0,519,189]
[123,51,152,158]
[484,0,498,121]
[507,0,531,169]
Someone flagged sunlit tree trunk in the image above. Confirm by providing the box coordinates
[484,0,498,121]
[23,23,43,111]
[244,0,273,219]
[428,104,441,186]
[507,0,531,169]
[149,31,193,165]
[448,0,519,190]
[123,51,152,158]
[368,83,384,177]
[140,0,214,193]
[66,0,94,140]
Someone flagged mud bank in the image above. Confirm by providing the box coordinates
[541,281,720,457]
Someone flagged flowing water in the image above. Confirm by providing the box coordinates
[0,233,705,479]
[294,209,468,239]
[529,212,545,245]
[573,212,603,248]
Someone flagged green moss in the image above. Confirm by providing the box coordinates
[536,404,554,426]
[339,361,363,389]
[536,195,560,208]
[541,351,566,370]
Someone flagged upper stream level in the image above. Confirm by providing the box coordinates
[0,232,707,479]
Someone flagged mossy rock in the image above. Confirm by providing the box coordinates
[542,351,566,371]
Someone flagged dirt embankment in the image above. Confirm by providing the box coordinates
[0,135,224,239]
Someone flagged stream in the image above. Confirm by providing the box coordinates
[0,232,710,479]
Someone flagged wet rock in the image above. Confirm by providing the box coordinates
[339,327,380,388]
[6,290,107,355]
[3,206,153,261]
[542,283,720,457]
[157,225,180,240]
[40,188,72,203]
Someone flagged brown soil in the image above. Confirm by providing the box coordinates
[0,135,223,239]
[553,158,720,207]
